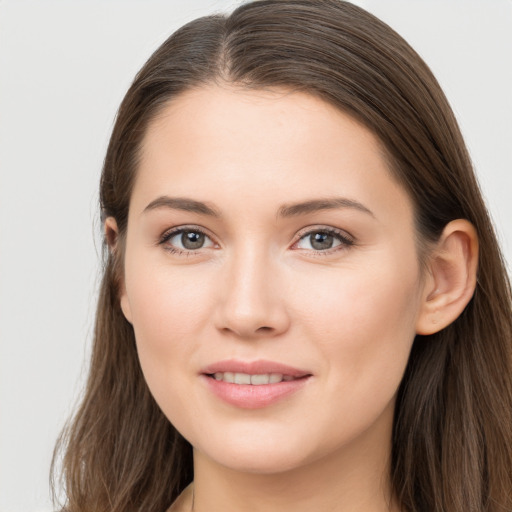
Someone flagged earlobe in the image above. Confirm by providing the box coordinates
[104,216,119,252]
[416,219,478,335]
[104,217,133,324]
[120,293,133,324]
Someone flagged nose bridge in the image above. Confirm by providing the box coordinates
[216,239,288,337]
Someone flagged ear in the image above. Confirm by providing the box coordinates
[104,217,133,324]
[416,219,478,335]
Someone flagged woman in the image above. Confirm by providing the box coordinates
[52,1,512,511]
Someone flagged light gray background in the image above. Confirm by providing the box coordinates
[0,1,510,511]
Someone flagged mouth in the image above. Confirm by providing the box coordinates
[206,372,304,385]
[202,359,311,382]
[201,360,312,409]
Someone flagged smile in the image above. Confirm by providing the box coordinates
[202,360,312,409]
[209,372,297,385]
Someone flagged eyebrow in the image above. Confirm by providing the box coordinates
[142,195,374,219]
[278,197,374,218]
[143,196,221,217]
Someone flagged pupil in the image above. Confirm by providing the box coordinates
[311,232,333,250]
[182,231,205,250]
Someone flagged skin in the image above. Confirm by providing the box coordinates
[109,86,478,512]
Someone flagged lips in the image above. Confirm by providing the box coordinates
[202,359,310,378]
[211,372,295,385]
[201,359,312,409]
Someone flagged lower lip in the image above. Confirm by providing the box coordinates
[202,375,311,409]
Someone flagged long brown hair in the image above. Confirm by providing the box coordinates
[52,1,512,510]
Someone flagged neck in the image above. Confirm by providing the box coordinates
[191,405,399,512]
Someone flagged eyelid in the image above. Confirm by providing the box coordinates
[158,224,219,252]
[157,224,354,255]
[291,225,355,252]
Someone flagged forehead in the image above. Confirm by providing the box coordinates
[134,85,413,226]
[141,85,384,172]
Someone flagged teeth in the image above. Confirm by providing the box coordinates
[234,373,251,385]
[212,372,290,385]
[251,374,270,385]
[269,373,283,384]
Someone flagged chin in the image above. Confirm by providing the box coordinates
[191,427,323,475]
[211,448,310,475]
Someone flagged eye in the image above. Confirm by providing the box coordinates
[294,228,354,252]
[160,227,216,253]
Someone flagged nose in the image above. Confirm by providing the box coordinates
[214,245,291,339]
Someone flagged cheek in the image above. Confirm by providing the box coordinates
[297,256,419,333]
[285,261,421,451]
[293,253,421,390]
[125,258,214,346]
[122,250,219,412]
[123,259,218,429]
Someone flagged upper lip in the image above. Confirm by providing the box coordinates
[202,359,311,378]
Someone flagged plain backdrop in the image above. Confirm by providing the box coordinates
[0,1,511,510]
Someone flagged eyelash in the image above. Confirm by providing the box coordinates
[292,226,355,255]
[158,225,355,256]
[158,226,215,256]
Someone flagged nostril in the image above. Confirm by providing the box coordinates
[256,326,273,333]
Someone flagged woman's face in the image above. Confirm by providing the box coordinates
[118,86,428,474]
